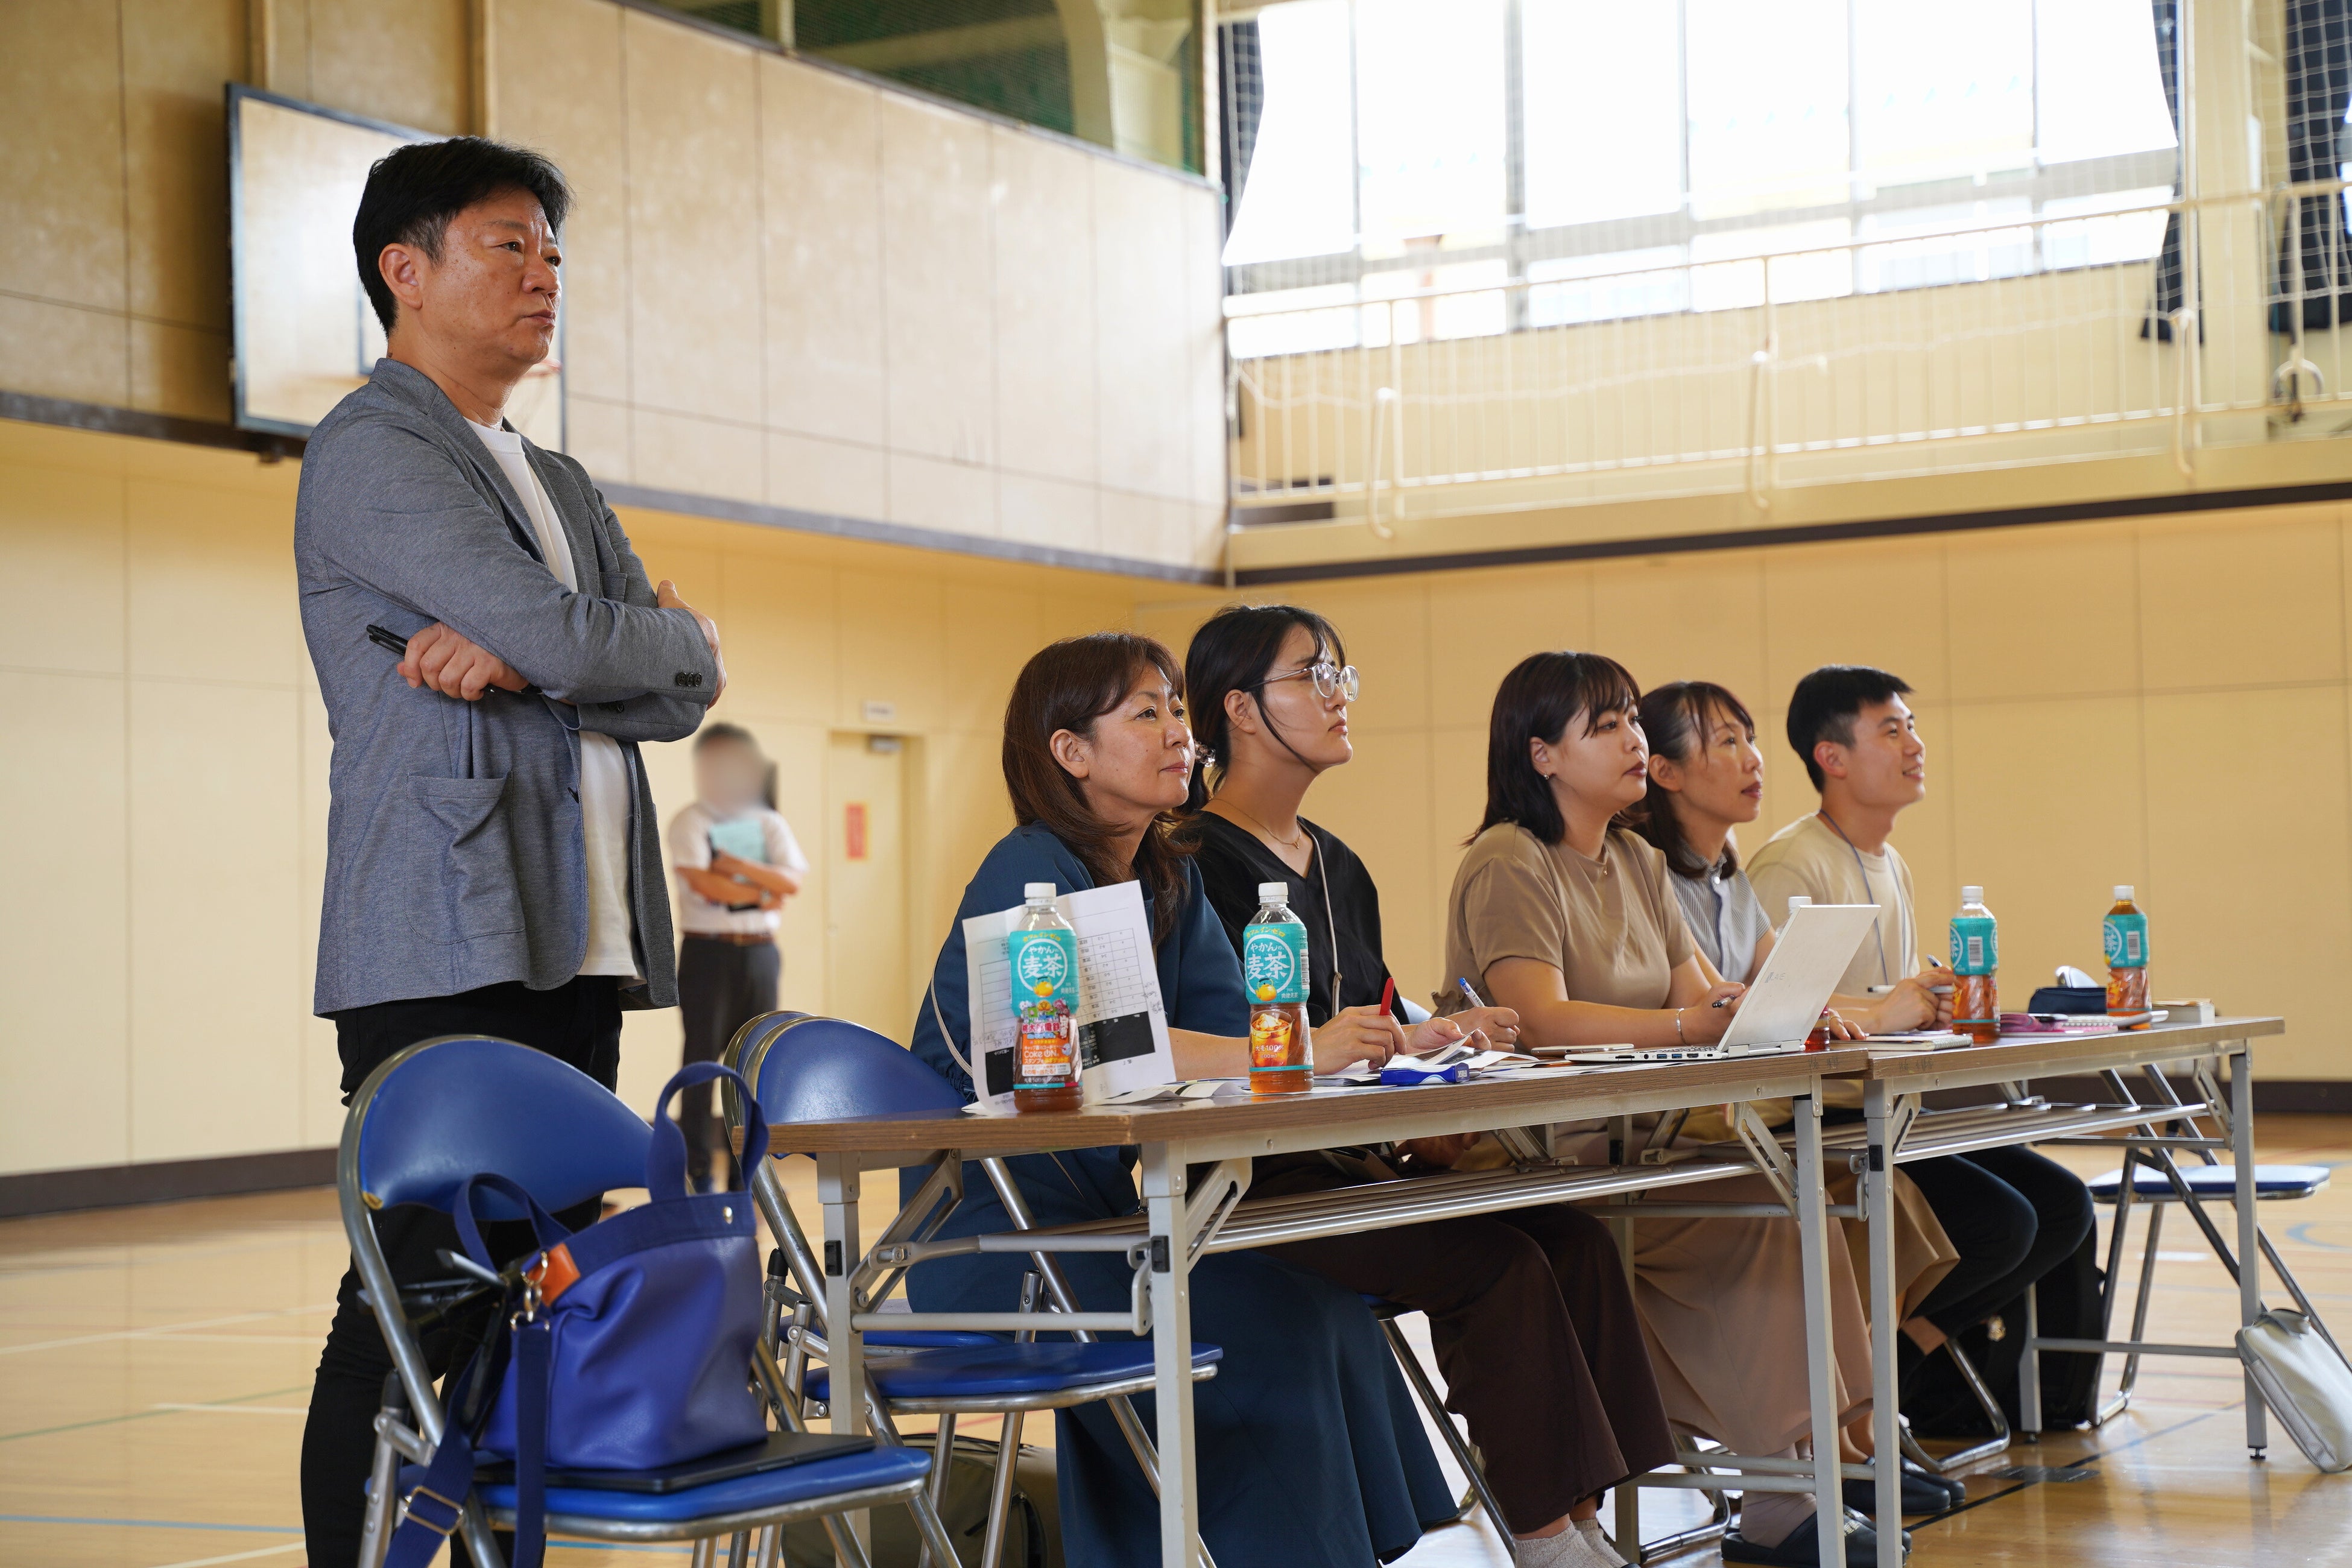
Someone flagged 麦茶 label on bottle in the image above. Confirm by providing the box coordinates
[1242,922,1309,1005]
[1949,916,1997,976]
[2103,912,2148,969]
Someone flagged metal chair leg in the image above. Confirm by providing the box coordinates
[1902,1336,2012,1473]
[1376,1315,1511,1531]
[905,1485,966,1568]
[2120,1200,2167,1396]
[914,1412,957,1568]
[979,1410,1026,1568]
[726,1528,753,1567]
[691,1537,719,1568]
[755,1523,783,1568]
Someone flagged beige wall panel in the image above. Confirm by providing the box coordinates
[998,472,1101,556]
[0,671,130,1175]
[130,320,233,423]
[1284,578,1432,733]
[837,569,946,732]
[938,587,1042,735]
[1307,727,1439,1005]
[566,394,633,481]
[128,680,303,1163]
[889,452,996,536]
[2145,688,2351,1078]
[879,96,996,466]
[1591,550,1767,700]
[760,59,887,447]
[1183,188,1226,507]
[991,128,1099,488]
[1945,522,2140,702]
[1427,562,1595,716]
[1092,160,1188,501]
[633,408,762,501]
[1098,487,1162,560]
[768,431,888,520]
[623,13,763,425]
[1131,596,1223,660]
[1762,537,1952,701]
[715,553,838,724]
[0,0,126,309]
[306,0,469,136]
[1946,697,2148,995]
[0,296,131,408]
[759,716,831,1010]
[126,481,300,687]
[0,461,125,675]
[2139,508,2346,691]
[496,0,631,405]
[1429,721,1491,907]
[121,0,241,330]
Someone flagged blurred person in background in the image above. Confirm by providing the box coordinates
[668,723,808,1191]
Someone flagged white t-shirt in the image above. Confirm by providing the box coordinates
[1745,812,1918,995]
[668,801,810,937]
[469,420,640,979]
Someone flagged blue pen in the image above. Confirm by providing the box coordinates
[1458,977,1488,1010]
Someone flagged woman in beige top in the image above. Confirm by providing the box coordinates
[1435,651,1911,1567]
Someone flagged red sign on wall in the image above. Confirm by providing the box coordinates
[844,802,868,861]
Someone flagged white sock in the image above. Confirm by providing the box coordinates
[1575,1517,1630,1566]
[1514,1527,1598,1568]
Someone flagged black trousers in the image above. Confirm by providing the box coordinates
[676,935,780,1189]
[1906,1146,2096,1337]
[300,976,623,1568]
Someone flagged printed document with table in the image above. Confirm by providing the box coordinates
[958,880,1175,1111]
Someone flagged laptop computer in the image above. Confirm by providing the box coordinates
[1558,902,1879,1065]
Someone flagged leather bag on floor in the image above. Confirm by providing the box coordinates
[1906,1225,2106,1435]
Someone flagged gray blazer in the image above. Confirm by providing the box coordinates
[296,359,720,1016]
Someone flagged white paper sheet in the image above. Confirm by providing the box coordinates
[959,880,1175,1113]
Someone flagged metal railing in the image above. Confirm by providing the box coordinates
[1225,180,2352,521]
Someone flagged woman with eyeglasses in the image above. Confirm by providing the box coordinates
[1181,605,1675,1568]
[905,632,1456,1568]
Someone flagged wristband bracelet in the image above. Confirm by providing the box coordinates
[1674,1007,1686,1045]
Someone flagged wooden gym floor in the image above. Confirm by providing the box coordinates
[2,1117,2345,1567]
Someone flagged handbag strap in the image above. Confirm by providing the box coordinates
[382,1304,516,1568]
[649,1061,769,1197]
[450,1171,572,1276]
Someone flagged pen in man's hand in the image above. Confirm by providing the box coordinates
[367,623,538,697]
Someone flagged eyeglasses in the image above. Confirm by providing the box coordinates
[1256,660,1361,703]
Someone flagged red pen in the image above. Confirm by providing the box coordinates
[1379,976,1397,1019]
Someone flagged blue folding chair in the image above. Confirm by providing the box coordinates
[725,1012,1222,1568]
[341,1034,959,1568]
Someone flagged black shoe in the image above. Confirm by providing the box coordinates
[1722,1513,1908,1566]
[1841,1455,1962,1516]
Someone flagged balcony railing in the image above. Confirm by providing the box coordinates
[1224,180,2352,525]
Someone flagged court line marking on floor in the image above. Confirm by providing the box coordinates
[150,1403,309,1415]
[0,1305,334,1357]
[147,1541,306,1568]
[0,1384,312,1443]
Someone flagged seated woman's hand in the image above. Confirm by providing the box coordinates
[1312,1005,1406,1072]
[1677,981,1747,1045]
[1404,1005,1520,1055]
[1820,1007,1865,1041]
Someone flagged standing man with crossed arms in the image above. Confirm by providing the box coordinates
[294,138,726,1565]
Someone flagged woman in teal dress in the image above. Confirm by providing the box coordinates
[906,631,1453,1567]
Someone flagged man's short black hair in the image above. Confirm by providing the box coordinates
[352,138,572,332]
[1786,665,1913,791]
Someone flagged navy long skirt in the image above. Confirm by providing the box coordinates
[903,1151,1454,1567]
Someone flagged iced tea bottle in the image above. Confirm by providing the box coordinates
[1008,883,1083,1112]
[2104,885,2150,1014]
[1243,882,1313,1095]
[1950,885,2000,1045]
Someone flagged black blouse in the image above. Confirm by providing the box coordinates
[1189,811,1403,1028]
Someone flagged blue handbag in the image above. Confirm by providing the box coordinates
[387,1062,773,1568]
